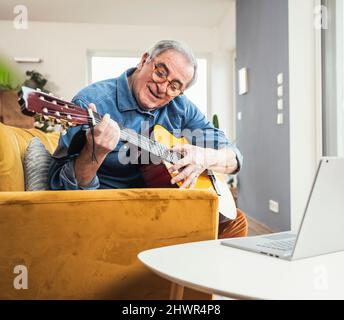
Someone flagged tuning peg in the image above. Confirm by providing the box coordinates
[60,122,68,135]
[34,121,44,129]
[47,119,55,126]
[52,124,61,132]
[36,88,41,92]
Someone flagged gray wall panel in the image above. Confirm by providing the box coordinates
[236,0,290,231]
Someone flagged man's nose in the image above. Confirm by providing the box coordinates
[156,81,169,94]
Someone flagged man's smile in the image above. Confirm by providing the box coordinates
[147,84,163,100]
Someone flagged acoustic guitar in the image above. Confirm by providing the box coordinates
[18,86,237,220]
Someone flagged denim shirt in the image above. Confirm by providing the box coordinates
[48,68,243,190]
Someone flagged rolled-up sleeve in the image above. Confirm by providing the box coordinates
[182,100,243,173]
[58,158,99,190]
[48,98,100,190]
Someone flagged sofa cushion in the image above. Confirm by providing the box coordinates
[0,122,25,191]
[0,122,59,191]
[10,126,60,157]
[24,137,52,191]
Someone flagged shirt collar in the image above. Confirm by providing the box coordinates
[116,68,141,112]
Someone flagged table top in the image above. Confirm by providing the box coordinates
[138,240,344,300]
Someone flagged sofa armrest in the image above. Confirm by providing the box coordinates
[0,188,218,299]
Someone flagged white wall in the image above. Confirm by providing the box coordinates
[0,15,236,138]
[0,20,217,98]
[211,1,236,141]
[288,0,322,230]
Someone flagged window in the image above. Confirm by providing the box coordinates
[90,55,208,115]
[322,0,344,156]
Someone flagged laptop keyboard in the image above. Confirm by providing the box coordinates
[257,239,295,252]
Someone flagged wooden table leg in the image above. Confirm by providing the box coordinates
[169,282,184,300]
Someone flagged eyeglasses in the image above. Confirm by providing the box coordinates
[152,64,184,97]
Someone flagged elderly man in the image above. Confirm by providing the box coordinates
[48,40,247,238]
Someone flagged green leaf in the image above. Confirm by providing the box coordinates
[212,114,219,129]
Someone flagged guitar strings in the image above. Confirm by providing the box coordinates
[91,114,176,162]
[43,110,181,164]
[91,113,181,163]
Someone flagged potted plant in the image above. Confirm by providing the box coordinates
[212,114,219,129]
[0,58,27,125]
[0,58,21,91]
[23,70,48,92]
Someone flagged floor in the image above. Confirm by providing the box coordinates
[247,215,273,236]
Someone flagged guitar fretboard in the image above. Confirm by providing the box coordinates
[92,112,182,164]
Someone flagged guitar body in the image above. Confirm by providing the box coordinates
[140,125,237,220]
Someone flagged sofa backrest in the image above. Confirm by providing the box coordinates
[0,122,59,191]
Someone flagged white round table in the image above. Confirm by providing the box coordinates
[138,240,344,300]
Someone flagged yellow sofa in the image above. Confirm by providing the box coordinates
[0,122,218,299]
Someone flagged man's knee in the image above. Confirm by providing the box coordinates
[235,209,248,236]
[218,209,248,239]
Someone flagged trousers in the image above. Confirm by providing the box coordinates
[218,209,248,239]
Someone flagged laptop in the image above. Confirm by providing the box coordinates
[221,157,344,260]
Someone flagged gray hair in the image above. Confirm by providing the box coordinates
[146,40,198,89]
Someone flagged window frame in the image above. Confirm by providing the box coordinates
[87,50,210,118]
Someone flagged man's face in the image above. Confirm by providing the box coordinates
[131,50,194,110]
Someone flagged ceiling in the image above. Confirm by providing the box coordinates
[0,0,234,28]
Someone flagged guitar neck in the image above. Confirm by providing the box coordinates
[91,111,181,164]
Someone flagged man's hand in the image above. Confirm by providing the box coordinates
[86,103,121,158]
[168,144,239,189]
[74,103,120,187]
[168,144,215,189]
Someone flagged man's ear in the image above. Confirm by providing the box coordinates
[137,53,149,70]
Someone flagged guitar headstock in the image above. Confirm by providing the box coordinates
[18,86,90,133]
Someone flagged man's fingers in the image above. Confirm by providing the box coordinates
[171,144,190,153]
[168,156,191,174]
[170,165,194,185]
[96,113,111,132]
[180,174,195,189]
[189,177,198,189]
[88,103,97,113]
[177,170,199,189]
